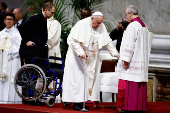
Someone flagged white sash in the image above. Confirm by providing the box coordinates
[86,29,98,96]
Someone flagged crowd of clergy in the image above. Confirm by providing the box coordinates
[0,1,152,113]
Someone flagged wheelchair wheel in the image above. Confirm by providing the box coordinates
[46,95,55,107]
[14,64,47,101]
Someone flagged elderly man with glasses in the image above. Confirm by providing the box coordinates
[116,5,152,113]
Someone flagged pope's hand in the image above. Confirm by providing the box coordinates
[26,41,35,47]
[79,54,87,60]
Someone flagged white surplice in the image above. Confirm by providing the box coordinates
[47,16,61,61]
[116,21,152,82]
[0,26,22,103]
[62,17,118,102]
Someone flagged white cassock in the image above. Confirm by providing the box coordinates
[62,17,118,102]
[116,21,152,82]
[0,26,22,103]
[47,16,61,61]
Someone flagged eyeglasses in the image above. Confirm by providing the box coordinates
[49,10,55,15]
[5,18,14,21]
[125,12,130,17]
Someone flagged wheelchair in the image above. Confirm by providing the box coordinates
[14,45,64,107]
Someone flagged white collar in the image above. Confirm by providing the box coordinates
[4,26,14,33]
[17,19,23,25]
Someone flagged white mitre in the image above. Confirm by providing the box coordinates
[92,11,103,16]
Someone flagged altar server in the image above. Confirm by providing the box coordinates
[0,13,22,103]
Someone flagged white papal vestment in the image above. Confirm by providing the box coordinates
[47,16,61,61]
[0,26,22,103]
[116,21,152,82]
[62,17,118,102]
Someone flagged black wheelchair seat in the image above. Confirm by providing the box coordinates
[50,68,64,79]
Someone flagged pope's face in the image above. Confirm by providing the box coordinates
[4,16,15,29]
[91,16,103,29]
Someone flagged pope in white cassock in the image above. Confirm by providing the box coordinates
[62,11,119,111]
[0,13,22,103]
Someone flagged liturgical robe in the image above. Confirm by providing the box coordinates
[62,17,118,102]
[47,16,61,60]
[116,20,152,82]
[0,26,22,103]
[116,17,152,111]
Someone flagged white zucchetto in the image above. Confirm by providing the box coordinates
[92,11,103,16]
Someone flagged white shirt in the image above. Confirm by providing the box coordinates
[14,19,23,28]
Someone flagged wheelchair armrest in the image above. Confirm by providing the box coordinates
[31,57,49,64]
[48,56,64,70]
[34,57,49,62]
[49,56,64,61]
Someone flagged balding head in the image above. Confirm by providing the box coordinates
[80,7,91,19]
[5,7,14,14]
[13,8,23,22]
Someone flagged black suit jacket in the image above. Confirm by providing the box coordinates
[18,14,48,60]
[109,28,123,52]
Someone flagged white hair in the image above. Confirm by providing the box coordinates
[126,5,138,15]
[91,15,103,19]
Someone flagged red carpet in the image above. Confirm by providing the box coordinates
[0,102,170,113]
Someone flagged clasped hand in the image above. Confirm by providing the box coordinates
[26,41,35,47]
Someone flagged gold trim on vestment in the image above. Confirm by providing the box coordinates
[0,36,10,50]
[89,90,92,96]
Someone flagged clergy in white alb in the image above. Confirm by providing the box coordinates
[62,11,119,110]
[116,5,153,112]
[0,13,22,103]
[47,16,61,61]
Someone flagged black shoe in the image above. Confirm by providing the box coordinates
[64,102,72,107]
[81,105,89,110]
[73,103,82,111]
[80,102,89,110]
[82,106,89,110]
[73,102,89,111]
